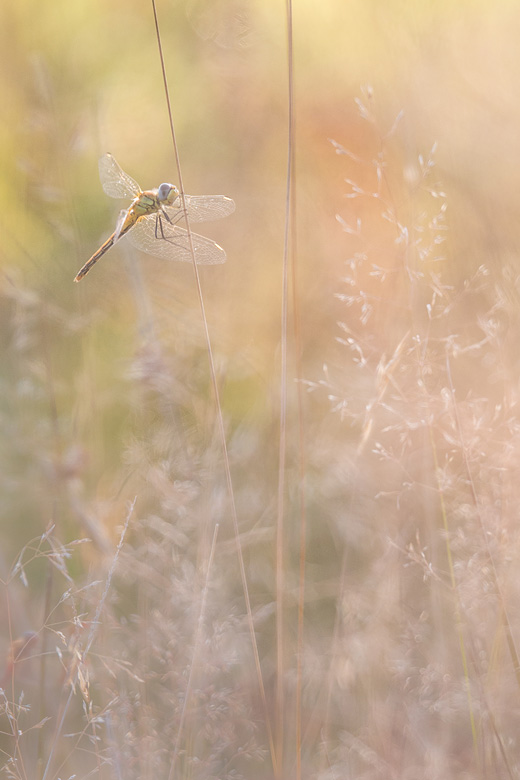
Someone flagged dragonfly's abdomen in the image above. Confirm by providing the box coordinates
[74,233,116,282]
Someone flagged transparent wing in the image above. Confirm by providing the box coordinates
[126,213,226,265]
[98,153,141,199]
[163,195,235,224]
[113,208,130,242]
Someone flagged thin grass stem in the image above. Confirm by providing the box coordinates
[150,1,277,771]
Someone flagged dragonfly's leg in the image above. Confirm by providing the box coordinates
[155,213,176,245]
[155,213,169,240]
[161,205,186,228]
[154,212,193,254]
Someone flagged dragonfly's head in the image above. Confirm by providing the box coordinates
[157,182,179,205]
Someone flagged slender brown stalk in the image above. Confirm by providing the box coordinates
[150,1,276,772]
[168,524,220,780]
[282,1,307,778]
[274,0,296,769]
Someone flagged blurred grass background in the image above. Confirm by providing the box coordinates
[2,0,520,778]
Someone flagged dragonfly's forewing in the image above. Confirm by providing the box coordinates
[127,214,226,265]
[164,195,236,224]
[99,154,141,199]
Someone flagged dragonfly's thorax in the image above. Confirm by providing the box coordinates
[117,193,162,237]
[131,191,163,218]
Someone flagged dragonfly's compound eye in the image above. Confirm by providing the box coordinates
[158,182,178,203]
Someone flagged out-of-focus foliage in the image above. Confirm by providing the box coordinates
[2,1,520,778]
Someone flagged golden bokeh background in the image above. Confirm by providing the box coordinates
[2,1,520,778]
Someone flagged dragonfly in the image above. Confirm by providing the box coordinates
[74,153,235,282]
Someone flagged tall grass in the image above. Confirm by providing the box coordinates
[2,2,520,779]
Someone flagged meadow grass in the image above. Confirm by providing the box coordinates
[2,3,520,779]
